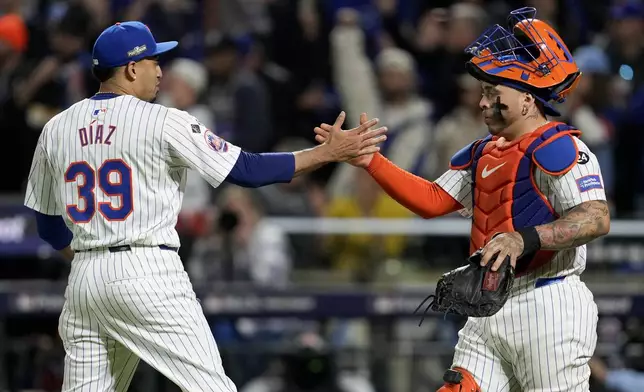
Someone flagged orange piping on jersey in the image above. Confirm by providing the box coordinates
[531,131,580,176]
[366,153,462,218]
[529,164,558,217]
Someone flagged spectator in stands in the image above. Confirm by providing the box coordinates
[589,355,644,392]
[0,12,28,192]
[328,7,434,199]
[608,2,644,216]
[204,33,272,152]
[606,1,644,88]
[378,2,487,120]
[13,3,91,114]
[31,334,64,390]
[7,3,95,193]
[159,58,217,265]
[246,39,299,146]
[77,0,111,33]
[522,0,585,49]
[121,0,196,62]
[266,0,338,147]
[241,331,375,392]
[223,185,292,287]
[255,137,327,268]
[158,57,214,130]
[431,73,487,178]
[0,13,26,96]
[190,185,292,286]
[563,45,615,199]
[207,0,273,38]
[324,169,411,283]
[194,185,297,381]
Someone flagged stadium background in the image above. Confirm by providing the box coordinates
[0,0,644,391]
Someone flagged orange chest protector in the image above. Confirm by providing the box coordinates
[449,122,582,276]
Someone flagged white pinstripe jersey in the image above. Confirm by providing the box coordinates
[24,95,241,250]
[435,134,606,290]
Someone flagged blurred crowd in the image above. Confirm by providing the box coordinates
[2,0,644,280]
[4,0,644,283]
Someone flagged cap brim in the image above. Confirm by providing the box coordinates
[152,41,178,56]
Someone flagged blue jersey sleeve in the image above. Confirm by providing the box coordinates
[224,151,295,187]
[34,211,73,250]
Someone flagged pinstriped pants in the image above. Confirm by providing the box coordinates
[59,247,237,392]
[451,275,598,392]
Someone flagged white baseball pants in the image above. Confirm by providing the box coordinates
[451,275,598,392]
[58,246,237,392]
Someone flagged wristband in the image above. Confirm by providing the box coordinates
[518,226,541,257]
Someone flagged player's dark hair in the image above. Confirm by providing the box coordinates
[92,66,116,83]
[534,100,547,117]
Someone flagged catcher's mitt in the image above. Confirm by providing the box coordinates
[415,250,515,325]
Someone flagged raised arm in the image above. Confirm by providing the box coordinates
[366,153,466,218]
[314,113,472,219]
[331,8,382,129]
[164,110,387,188]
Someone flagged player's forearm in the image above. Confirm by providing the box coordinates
[225,151,295,187]
[293,145,332,177]
[34,211,74,255]
[366,153,462,218]
[535,200,610,250]
[223,147,332,187]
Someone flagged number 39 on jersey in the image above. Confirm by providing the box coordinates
[65,124,134,223]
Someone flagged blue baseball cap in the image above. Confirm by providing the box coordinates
[92,21,178,68]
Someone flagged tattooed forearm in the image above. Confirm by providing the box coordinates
[535,200,610,250]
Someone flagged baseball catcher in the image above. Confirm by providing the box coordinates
[315,6,610,392]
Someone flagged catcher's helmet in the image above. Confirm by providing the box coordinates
[464,7,581,116]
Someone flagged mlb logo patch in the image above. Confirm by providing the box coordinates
[576,175,603,192]
[191,124,201,133]
[92,108,107,117]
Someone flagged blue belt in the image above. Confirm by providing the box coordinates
[77,245,178,253]
[534,276,566,288]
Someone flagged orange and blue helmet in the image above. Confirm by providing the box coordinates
[464,7,581,116]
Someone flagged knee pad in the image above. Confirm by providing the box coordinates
[436,367,481,392]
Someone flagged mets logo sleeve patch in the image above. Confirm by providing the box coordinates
[204,129,228,152]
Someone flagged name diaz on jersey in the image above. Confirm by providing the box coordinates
[79,120,117,147]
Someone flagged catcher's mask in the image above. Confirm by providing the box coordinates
[465,7,581,116]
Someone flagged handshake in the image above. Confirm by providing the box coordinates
[311,111,387,169]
